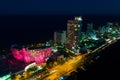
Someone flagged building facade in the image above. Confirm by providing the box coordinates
[54,31,67,45]
[86,23,93,33]
[67,17,82,49]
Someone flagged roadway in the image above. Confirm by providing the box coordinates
[27,54,83,80]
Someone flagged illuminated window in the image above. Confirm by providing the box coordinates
[75,17,82,21]
[78,25,80,27]
[74,25,77,27]
[75,36,77,39]
[75,28,78,31]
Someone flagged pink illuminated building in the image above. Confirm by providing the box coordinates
[11,47,52,65]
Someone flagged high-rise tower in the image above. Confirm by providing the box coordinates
[67,16,82,49]
[86,23,93,33]
[54,31,66,45]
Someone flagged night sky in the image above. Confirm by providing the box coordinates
[0,0,120,15]
[0,0,120,49]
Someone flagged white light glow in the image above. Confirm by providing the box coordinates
[24,62,36,71]
[78,17,82,21]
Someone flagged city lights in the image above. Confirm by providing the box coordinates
[11,47,52,65]
[2,16,120,80]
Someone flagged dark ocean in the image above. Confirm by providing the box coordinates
[0,15,69,49]
[0,15,120,49]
